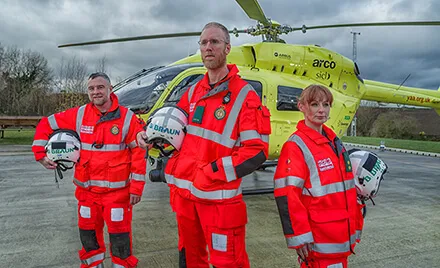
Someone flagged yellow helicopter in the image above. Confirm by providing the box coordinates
[59,0,440,161]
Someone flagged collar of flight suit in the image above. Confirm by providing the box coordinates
[296,120,337,145]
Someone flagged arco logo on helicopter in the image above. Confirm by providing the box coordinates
[312,59,337,69]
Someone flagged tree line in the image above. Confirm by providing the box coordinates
[0,42,108,116]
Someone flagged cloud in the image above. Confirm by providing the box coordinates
[0,0,439,89]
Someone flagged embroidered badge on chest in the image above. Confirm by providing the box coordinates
[318,157,334,171]
[214,106,226,120]
[110,125,120,135]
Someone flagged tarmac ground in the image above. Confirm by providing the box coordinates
[0,146,439,268]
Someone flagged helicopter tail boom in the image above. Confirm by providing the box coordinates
[363,79,440,112]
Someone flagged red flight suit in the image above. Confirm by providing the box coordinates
[164,64,271,268]
[273,120,362,268]
[32,93,146,268]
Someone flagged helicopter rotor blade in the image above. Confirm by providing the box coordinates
[235,0,270,26]
[58,31,204,48]
[59,28,249,48]
[291,21,440,33]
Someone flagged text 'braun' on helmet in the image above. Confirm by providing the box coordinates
[46,129,81,164]
[348,149,388,201]
[146,106,188,151]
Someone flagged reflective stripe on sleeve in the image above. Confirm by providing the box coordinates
[80,252,105,265]
[128,140,137,149]
[240,130,262,142]
[121,109,134,143]
[355,230,362,241]
[48,115,59,130]
[165,174,242,200]
[81,143,127,152]
[222,156,236,182]
[32,139,48,147]
[274,176,305,190]
[112,263,125,268]
[286,232,314,247]
[76,105,86,136]
[74,178,129,189]
[131,173,146,182]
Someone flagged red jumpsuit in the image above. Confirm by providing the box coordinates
[32,93,146,268]
[164,64,271,268]
[273,120,362,268]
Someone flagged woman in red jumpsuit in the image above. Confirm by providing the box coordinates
[273,85,363,268]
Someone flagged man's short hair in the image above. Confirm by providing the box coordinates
[88,72,111,85]
[202,22,230,44]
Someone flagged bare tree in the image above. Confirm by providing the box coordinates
[0,45,52,115]
[95,55,108,74]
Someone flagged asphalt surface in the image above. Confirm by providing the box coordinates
[0,146,439,268]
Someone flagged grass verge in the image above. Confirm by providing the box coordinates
[0,129,35,145]
[342,136,440,154]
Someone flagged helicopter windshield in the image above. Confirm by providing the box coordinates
[114,63,203,113]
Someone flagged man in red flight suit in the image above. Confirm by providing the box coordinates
[32,72,146,268]
[138,22,271,268]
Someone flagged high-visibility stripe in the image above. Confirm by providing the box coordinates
[32,139,48,147]
[186,126,236,148]
[128,140,137,149]
[94,263,104,268]
[48,115,59,130]
[74,178,129,189]
[112,263,125,268]
[313,234,356,254]
[240,130,261,142]
[286,232,314,247]
[131,173,146,182]
[121,109,133,143]
[81,252,105,265]
[222,156,236,182]
[165,174,242,200]
[302,180,355,197]
[188,84,197,103]
[356,230,362,241]
[76,105,86,136]
[81,143,127,152]
[274,176,305,190]
[290,135,355,197]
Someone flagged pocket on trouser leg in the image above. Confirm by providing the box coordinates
[208,225,249,268]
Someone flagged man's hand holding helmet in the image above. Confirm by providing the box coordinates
[39,156,58,170]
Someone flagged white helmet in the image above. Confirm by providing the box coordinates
[349,149,388,201]
[46,129,81,166]
[146,106,188,151]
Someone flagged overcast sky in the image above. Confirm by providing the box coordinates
[1,0,439,89]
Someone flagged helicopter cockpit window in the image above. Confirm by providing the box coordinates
[114,63,203,113]
[277,85,302,111]
[164,74,204,105]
